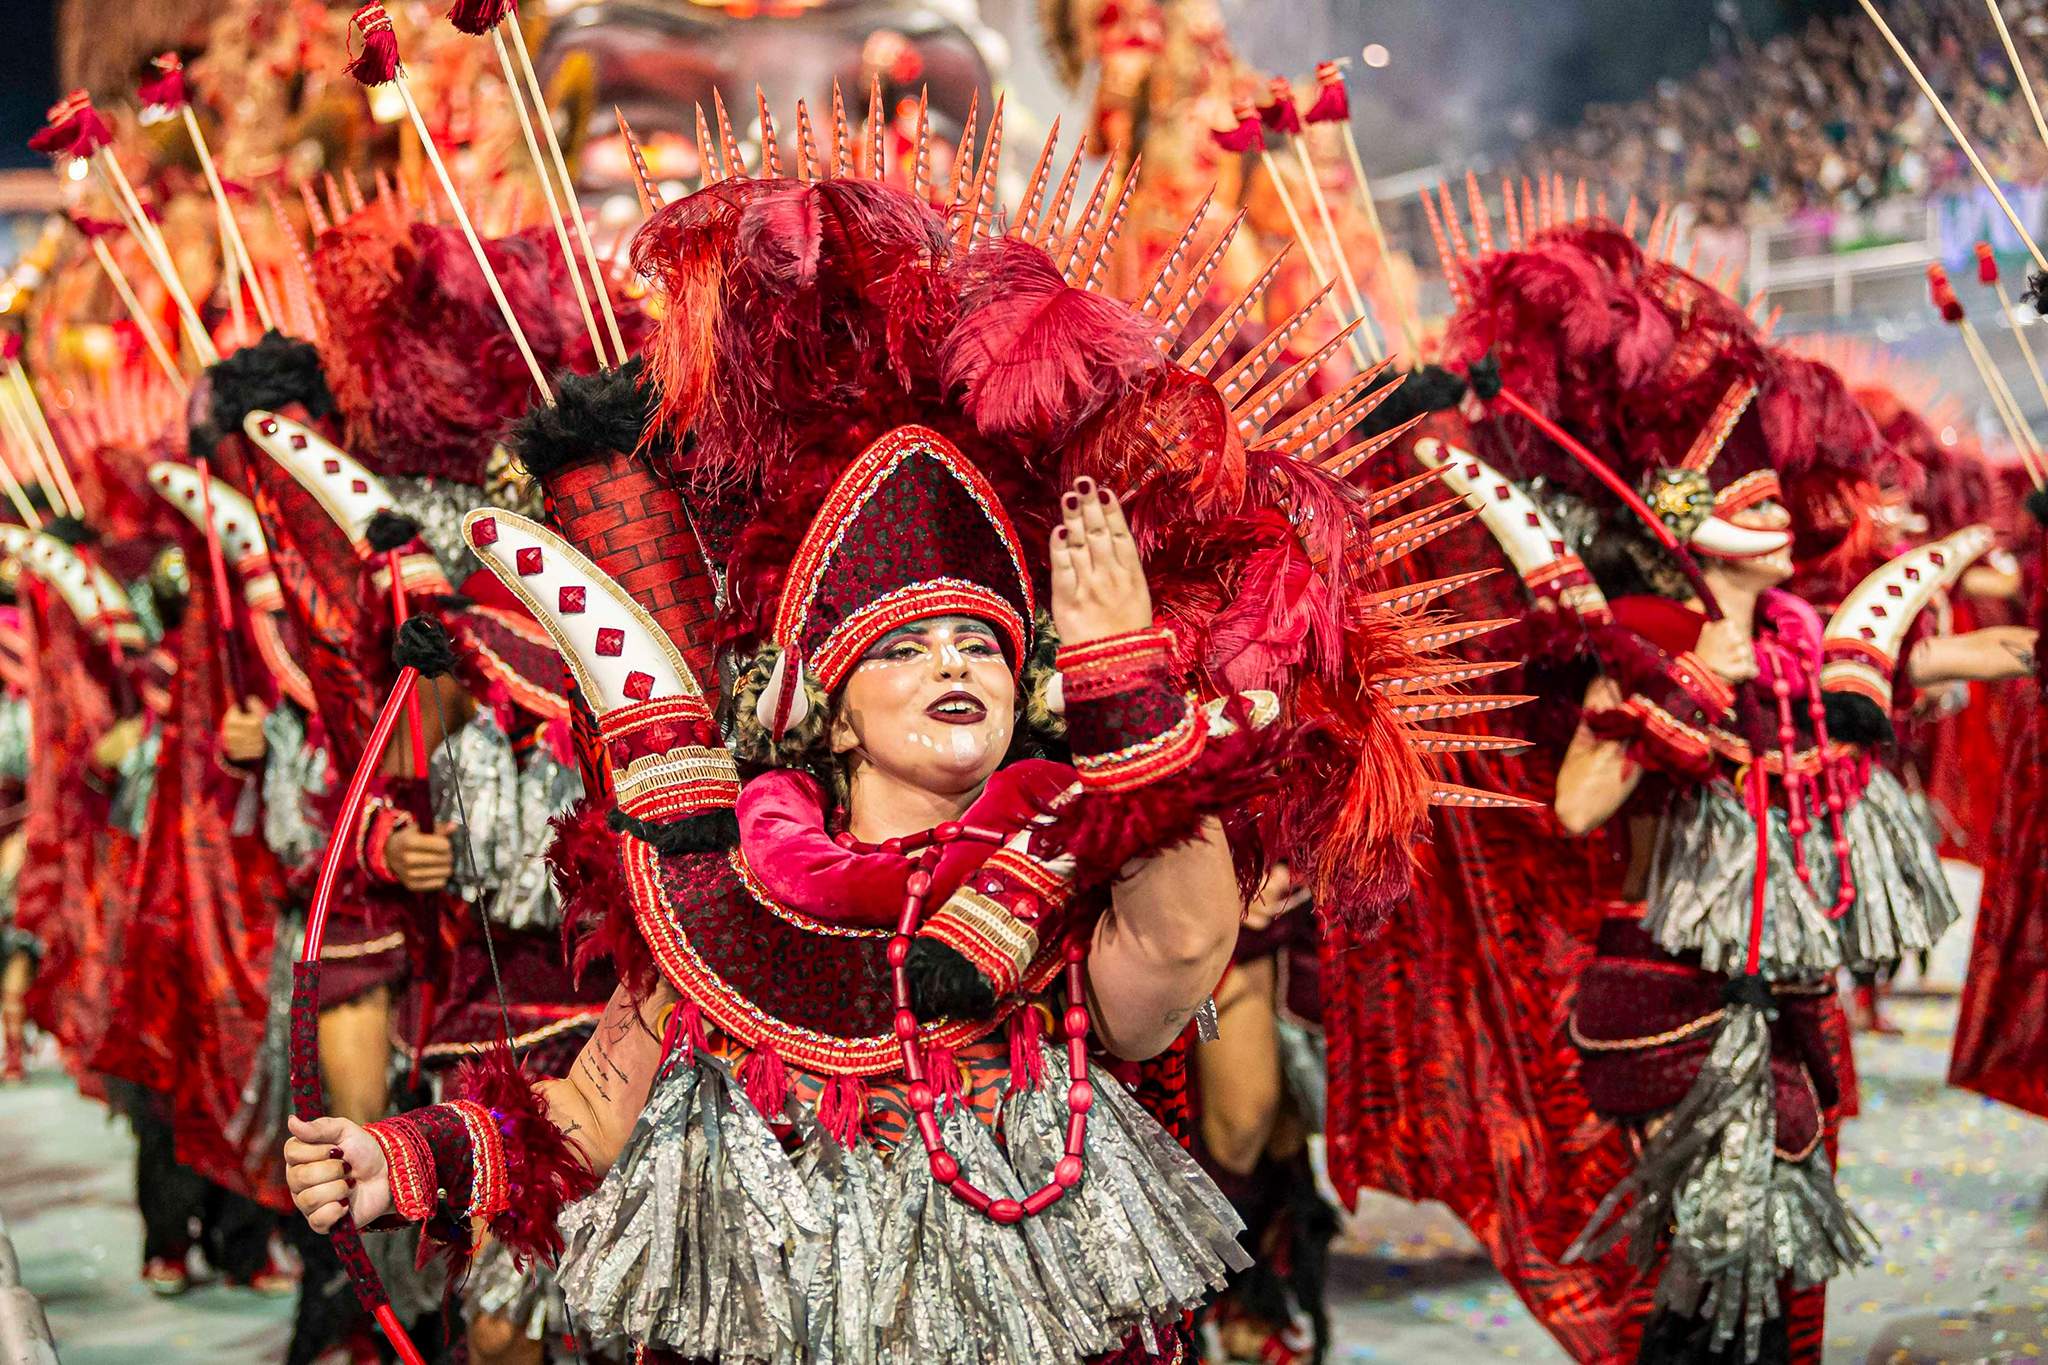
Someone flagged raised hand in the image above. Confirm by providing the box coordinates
[1050,476,1153,648]
[284,1113,390,1234]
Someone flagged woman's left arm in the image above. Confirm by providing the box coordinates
[1048,479,1241,1058]
[1085,819,1241,1059]
[1904,625,2038,686]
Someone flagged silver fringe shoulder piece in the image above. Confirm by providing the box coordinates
[260,703,329,870]
[1833,764,1961,973]
[490,747,582,931]
[432,709,522,904]
[555,1044,1245,1363]
[1641,783,1842,979]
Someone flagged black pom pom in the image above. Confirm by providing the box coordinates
[2028,271,2048,317]
[1822,690,1894,748]
[905,938,997,1020]
[194,331,334,457]
[42,515,98,547]
[606,806,741,853]
[506,358,654,480]
[1467,352,1503,401]
[1722,974,1772,1009]
[2028,486,2048,527]
[364,510,420,553]
[392,615,457,677]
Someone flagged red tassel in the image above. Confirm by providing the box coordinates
[1927,264,1964,324]
[1305,61,1350,123]
[660,998,706,1063]
[345,4,403,87]
[1212,104,1264,154]
[740,1044,789,1118]
[924,1042,961,1112]
[29,90,112,160]
[446,0,516,36]
[1975,240,1999,286]
[1007,1005,1045,1094]
[815,1073,867,1147]
[138,52,188,113]
[1261,79,1305,136]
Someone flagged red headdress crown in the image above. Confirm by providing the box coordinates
[757,425,1034,738]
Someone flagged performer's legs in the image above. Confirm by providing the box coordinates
[1850,967,1900,1036]
[1198,957,1282,1177]
[199,1180,286,1287]
[127,1089,203,1292]
[319,983,392,1124]
[1,948,29,1082]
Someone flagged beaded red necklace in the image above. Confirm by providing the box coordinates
[870,818,1093,1224]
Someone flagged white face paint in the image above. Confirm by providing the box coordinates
[832,615,1020,798]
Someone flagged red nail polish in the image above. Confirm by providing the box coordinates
[1056,527,1069,540]
[1098,489,1112,504]
[345,1176,356,1188]
[329,1147,343,1161]
[1063,493,1079,510]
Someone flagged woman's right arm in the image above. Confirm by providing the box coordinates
[285,980,677,1234]
[1553,676,1642,836]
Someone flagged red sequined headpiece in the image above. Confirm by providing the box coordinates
[772,424,1035,689]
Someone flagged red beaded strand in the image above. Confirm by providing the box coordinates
[886,822,1090,1224]
[1801,673,1856,919]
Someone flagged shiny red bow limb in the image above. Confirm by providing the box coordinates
[288,665,428,1365]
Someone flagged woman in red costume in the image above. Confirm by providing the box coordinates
[278,98,1522,1362]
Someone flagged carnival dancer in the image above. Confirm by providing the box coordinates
[0,588,33,1085]
[279,85,1527,1363]
[1311,197,2007,1363]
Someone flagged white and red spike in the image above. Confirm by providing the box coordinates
[1176,240,1283,370]
[1016,119,1064,240]
[1821,523,1995,704]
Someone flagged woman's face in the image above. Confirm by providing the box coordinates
[829,614,1018,798]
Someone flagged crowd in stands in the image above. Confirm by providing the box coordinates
[1522,0,2048,228]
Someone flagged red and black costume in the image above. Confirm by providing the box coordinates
[317,108,1526,1364]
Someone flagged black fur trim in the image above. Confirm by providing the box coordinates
[2028,486,2048,527]
[905,937,997,1019]
[1352,364,1468,440]
[41,515,98,547]
[364,510,420,553]
[392,616,457,678]
[506,358,653,480]
[193,331,334,457]
[1822,690,1894,748]
[605,805,741,853]
[2028,270,2048,317]
[1466,352,1504,401]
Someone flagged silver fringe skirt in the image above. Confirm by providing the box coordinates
[555,1044,1246,1363]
